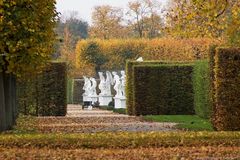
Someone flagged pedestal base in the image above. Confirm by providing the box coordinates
[114,97,126,109]
[83,95,92,102]
[99,95,113,106]
[90,96,98,105]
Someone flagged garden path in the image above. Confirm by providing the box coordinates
[36,104,177,133]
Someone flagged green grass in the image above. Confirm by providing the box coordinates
[144,115,214,131]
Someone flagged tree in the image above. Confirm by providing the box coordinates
[0,0,57,131]
[76,41,108,76]
[56,11,89,43]
[126,0,163,38]
[0,0,57,76]
[89,5,125,39]
[166,0,240,45]
[55,12,89,77]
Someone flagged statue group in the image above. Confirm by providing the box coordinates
[83,71,126,109]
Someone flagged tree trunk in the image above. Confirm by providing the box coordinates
[0,72,6,132]
[4,74,14,129]
[0,72,17,132]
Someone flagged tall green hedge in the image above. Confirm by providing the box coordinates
[212,48,240,131]
[126,61,167,115]
[17,62,67,116]
[72,79,84,104]
[38,62,67,116]
[67,79,74,104]
[130,63,195,116]
[193,60,211,119]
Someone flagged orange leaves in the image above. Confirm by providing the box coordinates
[76,38,220,76]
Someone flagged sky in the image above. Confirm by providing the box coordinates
[56,0,168,24]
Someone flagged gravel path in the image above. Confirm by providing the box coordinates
[36,104,177,133]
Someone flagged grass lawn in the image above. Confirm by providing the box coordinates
[144,115,214,131]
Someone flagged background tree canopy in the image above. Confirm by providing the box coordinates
[0,0,57,76]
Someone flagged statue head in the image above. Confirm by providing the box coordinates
[112,71,117,76]
[120,70,125,76]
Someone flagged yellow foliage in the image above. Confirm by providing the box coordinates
[75,38,221,75]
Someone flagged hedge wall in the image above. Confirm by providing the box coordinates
[193,60,211,119]
[38,62,67,116]
[72,79,84,104]
[212,48,240,131]
[209,46,217,129]
[17,62,67,116]
[130,63,195,116]
[76,39,220,76]
[67,79,74,104]
[126,61,167,115]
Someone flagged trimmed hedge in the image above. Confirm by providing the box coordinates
[67,79,74,104]
[131,63,195,116]
[72,79,84,104]
[76,39,220,76]
[212,48,240,131]
[193,60,211,119]
[126,61,167,115]
[17,62,67,116]
[38,62,67,116]
[0,132,240,149]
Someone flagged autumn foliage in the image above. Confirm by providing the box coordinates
[76,38,220,76]
[211,48,240,131]
[0,0,57,76]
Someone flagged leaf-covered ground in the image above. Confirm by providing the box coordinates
[11,105,177,134]
[2,105,240,159]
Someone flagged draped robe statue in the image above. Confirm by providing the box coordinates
[112,71,121,97]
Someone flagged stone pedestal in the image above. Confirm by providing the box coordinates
[114,97,126,109]
[83,95,92,102]
[90,95,98,105]
[99,95,113,106]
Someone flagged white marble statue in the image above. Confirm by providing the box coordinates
[136,57,143,62]
[98,72,107,95]
[83,76,91,96]
[89,77,97,96]
[106,71,113,96]
[112,71,121,97]
[120,70,126,97]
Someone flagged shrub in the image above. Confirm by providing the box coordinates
[126,61,167,115]
[0,132,239,149]
[212,48,240,131]
[209,45,217,129]
[130,63,194,116]
[76,39,219,76]
[72,79,84,104]
[17,62,67,116]
[67,79,74,104]
[38,62,67,116]
[193,60,211,119]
